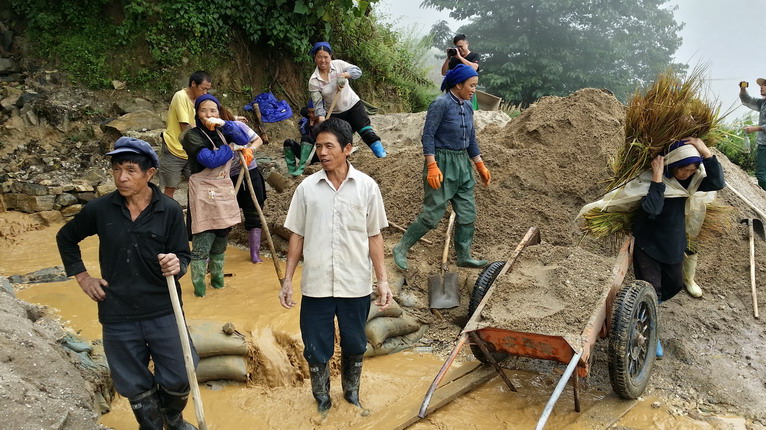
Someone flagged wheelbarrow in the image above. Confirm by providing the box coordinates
[418,226,658,429]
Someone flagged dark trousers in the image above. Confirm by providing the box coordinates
[299,295,371,365]
[102,313,199,398]
[633,246,683,302]
[231,167,266,230]
[333,101,381,146]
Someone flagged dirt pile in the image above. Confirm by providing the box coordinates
[478,244,614,345]
[0,291,105,430]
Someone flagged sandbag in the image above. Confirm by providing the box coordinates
[364,325,429,357]
[365,312,421,348]
[196,355,248,382]
[188,320,248,358]
[367,297,403,322]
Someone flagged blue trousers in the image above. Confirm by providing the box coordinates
[102,313,199,398]
[299,295,371,365]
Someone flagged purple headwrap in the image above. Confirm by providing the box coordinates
[310,42,332,58]
[441,64,479,92]
[194,94,221,130]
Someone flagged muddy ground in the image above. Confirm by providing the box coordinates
[2,85,766,428]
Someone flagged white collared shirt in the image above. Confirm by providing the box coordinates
[284,163,388,298]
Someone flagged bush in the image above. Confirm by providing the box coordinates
[715,115,757,174]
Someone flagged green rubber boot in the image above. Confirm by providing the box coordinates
[284,145,298,176]
[292,142,314,176]
[392,220,431,271]
[209,253,225,289]
[454,223,488,268]
[190,259,207,297]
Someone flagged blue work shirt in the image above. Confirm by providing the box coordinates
[422,91,481,158]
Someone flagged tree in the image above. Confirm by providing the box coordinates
[428,20,454,50]
[421,0,685,106]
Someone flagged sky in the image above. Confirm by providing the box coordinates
[376,0,762,122]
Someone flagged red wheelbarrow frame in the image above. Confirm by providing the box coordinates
[418,227,635,429]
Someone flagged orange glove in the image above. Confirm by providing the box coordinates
[475,161,491,186]
[241,148,254,166]
[426,161,443,189]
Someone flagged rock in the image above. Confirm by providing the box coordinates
[11,181,48,196]
[96,183,115,196]
[23,109,39,126]
[35,210,64,226]
[0,57,19,74]
[72,183,94,192]
[0,94,19,111]
[74,192,96,203]
[12,194,55,212]
[102,110,165,152]
[0,276,13,296]
[111,80,126,90]
[1,193,16,210]
[3,86,22,97]
[55,193,78,206]
[60,204,83,217]
[112,98,153,115]
[14,91,42,109]
[1,30,13,52]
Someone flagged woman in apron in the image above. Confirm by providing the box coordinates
[181,94,241,297]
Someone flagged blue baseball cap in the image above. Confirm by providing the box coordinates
[106,136,160,168]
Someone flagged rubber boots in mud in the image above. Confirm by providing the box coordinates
[683,252,702,298]
[249,228,263,263]
[309,362,332,416]
[392,220,431,271]
[129,387,163,430]
[454,223,488,268]
[158,386,198,430]
[284,145,298,176]
[292,143,314,176]
[190,260,207,297]
[342,353,370,416]
[209,253,225,289]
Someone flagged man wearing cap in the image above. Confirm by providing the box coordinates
[160,70,212,199]
[740,78,766,190]
[57,137,198,430]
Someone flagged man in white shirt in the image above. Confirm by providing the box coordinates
[279,118,393,416]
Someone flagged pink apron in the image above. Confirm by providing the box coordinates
[188,130,241,235]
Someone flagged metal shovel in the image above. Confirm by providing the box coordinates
[741,217,765,318]
[428,211,460,309]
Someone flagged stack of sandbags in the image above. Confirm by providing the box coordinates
[364,299,428,357]
[188,320,249,383]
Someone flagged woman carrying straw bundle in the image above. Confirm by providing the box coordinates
[580,137,724,357]
[393,64,491,271]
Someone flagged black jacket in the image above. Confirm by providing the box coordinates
[56,183,191,323]
[632,156,725,264]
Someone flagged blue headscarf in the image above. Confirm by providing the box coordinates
[310,42,332,58]
[664,140,703,178]
[441,64,479,92]
[194,94,221,130]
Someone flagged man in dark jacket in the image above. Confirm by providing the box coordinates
[57,137,198,430]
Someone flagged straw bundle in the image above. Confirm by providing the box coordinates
[609,68,722,191]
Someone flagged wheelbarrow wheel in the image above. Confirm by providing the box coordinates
[608,280,658,400]
[468,261,509,364]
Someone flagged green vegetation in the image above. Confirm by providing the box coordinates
[715,114,757,174]
[425,0,685,106]
[10,0,434,111]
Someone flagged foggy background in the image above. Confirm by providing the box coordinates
[376,0,762,122]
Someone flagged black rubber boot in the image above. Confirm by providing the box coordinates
[309,362,332,415]
[454,223,488,268]
[129,387,164,430]
[341,354,370,416]
[158,386,198,430]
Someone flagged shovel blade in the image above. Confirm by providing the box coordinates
[428,272,460,309]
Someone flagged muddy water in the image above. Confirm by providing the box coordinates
[1,224,725,429]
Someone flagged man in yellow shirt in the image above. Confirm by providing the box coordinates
[160,71,212,199]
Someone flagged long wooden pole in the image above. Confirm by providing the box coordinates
[165,275,207,430]
[239,153,284,282]
[748,220,760,318]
